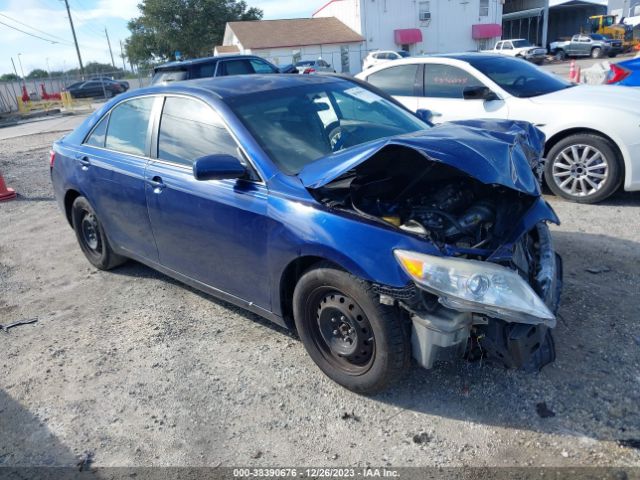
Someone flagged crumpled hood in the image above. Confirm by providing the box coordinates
[298,119,546,196]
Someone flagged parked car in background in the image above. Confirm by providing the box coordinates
[151,55,279,84]
[295,59,336,74]
[63,79,125,99]
[362,50,410,70]
[277,64,298,74]
[91,76,130,91]
[356,53,640,203]
[550,34,618,59]
[483,39,547,64]
[50,74,562,393]
[606,56,640,86]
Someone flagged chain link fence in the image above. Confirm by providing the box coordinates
[0,68,152,115]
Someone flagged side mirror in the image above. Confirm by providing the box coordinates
[193,154,246,181]
[415,109,435,125]
[463,86,500,101]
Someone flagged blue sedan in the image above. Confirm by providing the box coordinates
[50,74,562,393]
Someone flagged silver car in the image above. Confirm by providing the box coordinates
[295,59,336,74]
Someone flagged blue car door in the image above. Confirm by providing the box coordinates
[79,96,159,262]
[144,95,271,309]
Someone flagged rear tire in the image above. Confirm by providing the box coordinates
[71,196,126,270]
[544,133,622,203]
[293,263,410,394]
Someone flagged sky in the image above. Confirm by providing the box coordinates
[0,0,328,75]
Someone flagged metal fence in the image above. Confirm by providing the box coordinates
[0,69,152,114]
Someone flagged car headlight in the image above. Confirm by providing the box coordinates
[394,249,555,326]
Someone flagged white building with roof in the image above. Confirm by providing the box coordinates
[312,0,505,57]
[220,17,364,73]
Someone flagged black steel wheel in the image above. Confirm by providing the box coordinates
[311,288,376,374]
[71,196,126,270]
[293,262,410,393]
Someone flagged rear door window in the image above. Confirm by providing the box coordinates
[105,97,155,156]
[249,59,277,73]
[158,96,238,167]
[193,62,217,78]
[217,59,254,76]
[423,64,483,98]
[152,70,188,84]
[366,64,420,96]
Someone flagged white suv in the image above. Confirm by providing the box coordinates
[362,50,410,70]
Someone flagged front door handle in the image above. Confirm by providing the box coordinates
[148,176,165,193]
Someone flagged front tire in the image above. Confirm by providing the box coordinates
[544,134,622,203]
[554,50,566,61]
[71,196,126,270]
[591,47,603,59]
[293,263,410,394]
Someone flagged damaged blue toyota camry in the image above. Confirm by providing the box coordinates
[50,74,562,393]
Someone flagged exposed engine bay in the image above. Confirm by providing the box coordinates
[315,147,536,257]
[311,145,561,373]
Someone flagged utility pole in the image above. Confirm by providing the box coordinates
[63,0,84,76]
[542,0,550,50]
[119,40,127,71]
[105,28,116,69]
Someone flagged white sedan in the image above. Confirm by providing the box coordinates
[356,54,640,203]
[362,50,411,70]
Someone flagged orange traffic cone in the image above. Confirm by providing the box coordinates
[0,173,16,202]
[568,60,576,81]
[575,65,582,83]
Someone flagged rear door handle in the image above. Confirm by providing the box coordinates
[78,156,91,170]
[148,176,165,193]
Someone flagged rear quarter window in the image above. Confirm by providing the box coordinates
[366,64,420,96]
[84,114,109,147]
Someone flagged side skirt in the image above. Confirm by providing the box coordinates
[120,249,288,330]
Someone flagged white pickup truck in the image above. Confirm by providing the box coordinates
[483,39,547,64]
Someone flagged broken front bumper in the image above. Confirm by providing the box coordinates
[394,223,562,371]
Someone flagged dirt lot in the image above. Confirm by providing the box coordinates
[1,126,639,469]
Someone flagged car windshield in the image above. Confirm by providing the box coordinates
[397,51,411,57]
[512,40,533,48]
[468,56,574,98]
[296,61,315,66]
[227,81,428,174]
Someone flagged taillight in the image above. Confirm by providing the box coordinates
[606,64,631,84]
[304,68,316,74]
[49,150,56,169]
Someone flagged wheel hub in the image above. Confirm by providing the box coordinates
[552,144,608,197]
[316,293,373,364]
[81,214,99,251]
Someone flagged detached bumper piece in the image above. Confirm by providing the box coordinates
[474,320,556,372]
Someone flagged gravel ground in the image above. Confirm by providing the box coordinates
[1,128,639,469]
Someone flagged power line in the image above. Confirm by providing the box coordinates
[0,12,73,44]
[0,18,66,44]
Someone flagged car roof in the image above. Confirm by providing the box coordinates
[155,55,264,71]
[133,74,348,100]
[427,52,508,62]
